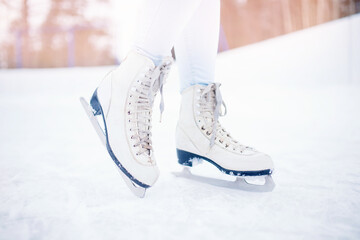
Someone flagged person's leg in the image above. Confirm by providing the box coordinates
[84,0,213,197]
[174,0,220,92]
[174,0,275,185]
[133,0,204,65]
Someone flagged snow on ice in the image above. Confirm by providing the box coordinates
[0,14,360,240]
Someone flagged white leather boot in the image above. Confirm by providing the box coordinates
[176,83,274,177]
[81,50,172,196]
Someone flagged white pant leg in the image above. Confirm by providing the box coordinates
[133,0,203,64]
[175,0,220,92]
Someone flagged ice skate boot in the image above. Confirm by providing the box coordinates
[175,83,275,191]
[80,50,172,197]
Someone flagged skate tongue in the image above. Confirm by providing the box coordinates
[201,83,227,147]
[148,60,172,122]
[136,59,172,155]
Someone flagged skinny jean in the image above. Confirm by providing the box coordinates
[132,0,220,92]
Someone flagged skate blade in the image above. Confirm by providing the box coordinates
[80,97,106,146]
[80,97,146,198]
[116,168,146,198]
[173,168,275,192]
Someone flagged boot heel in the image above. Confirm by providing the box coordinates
[176,149,203,167]
[90,89,102,116]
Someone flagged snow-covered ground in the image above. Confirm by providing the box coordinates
[1,15,360,240]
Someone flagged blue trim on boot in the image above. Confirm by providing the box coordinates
[176,148,272,177]
[90,89,151,189]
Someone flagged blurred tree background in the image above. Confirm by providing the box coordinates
[0,0,359,68]
[220,0,360,50]
[0,0,115,68]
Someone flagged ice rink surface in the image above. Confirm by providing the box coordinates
[1,15,360,240]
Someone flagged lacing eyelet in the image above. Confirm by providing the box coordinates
[206,131,210,135]
[201,126,205,130]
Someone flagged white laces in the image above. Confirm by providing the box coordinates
[148,60,172,122]
[199,83,250,152]
[129,60,172,156]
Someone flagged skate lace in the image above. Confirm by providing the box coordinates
[129,60,172,156]
[199,83,249,152]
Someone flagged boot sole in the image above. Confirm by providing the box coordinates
[177,148,272,177]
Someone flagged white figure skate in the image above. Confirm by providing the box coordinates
[174,83,275,192]
[80,50,172,197]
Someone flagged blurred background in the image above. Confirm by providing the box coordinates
[0,0,359,68]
